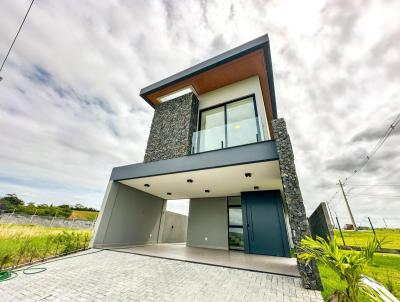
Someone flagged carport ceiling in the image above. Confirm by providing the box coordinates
[119,161,282,199]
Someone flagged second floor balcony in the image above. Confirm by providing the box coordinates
[191,116,266,154]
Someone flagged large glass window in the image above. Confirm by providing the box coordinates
[197,95,261,153]
[226,97,260,147]
[199,106,225,151]
[228,197,244,251]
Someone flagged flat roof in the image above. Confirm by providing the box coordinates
[140,34,278,119]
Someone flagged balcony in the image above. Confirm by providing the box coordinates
[191,117,265,154]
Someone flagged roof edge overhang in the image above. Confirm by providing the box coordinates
[140,34,277,119]
[110,140,278,181]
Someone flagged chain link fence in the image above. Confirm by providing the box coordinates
[0,210,96,229]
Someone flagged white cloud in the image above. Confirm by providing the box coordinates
[0,0,399,226]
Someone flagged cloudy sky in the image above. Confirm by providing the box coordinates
[1,0,399,226]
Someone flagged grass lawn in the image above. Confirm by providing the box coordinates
[334,229,400,250]
[0,224,92,269]
[318,252,400,301]
[69,210,98,221]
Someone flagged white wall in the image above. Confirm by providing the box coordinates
[197,76,270,140]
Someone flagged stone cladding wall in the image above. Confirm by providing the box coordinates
[272,118,323,290]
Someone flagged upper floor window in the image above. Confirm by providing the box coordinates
[192,95,264,153]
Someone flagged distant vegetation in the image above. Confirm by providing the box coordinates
[0,194,98,219]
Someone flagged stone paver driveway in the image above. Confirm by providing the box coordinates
[0,249,323,302]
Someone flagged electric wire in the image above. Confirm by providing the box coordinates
[323,113,400,209]
[343,113,400,186]
[0,0,35,74]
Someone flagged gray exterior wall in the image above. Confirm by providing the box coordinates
[112,140,278,181]
[161,211,188,243]
[92,181,165,247]
[309,202,334,242]
[144,92,199,163]
[187,197,228,250]
[272,118,322,290]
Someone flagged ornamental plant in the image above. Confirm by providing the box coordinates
[298,236,393,302]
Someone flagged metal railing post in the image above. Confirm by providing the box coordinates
[336,216,346,246]
[368,217,382,248]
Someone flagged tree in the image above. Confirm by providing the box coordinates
[3,194,24,206]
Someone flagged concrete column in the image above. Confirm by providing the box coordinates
[272,118,322,290]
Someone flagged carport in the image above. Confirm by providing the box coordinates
[91,141,296,276]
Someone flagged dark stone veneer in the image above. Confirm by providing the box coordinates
[144,93,199,163]
[272,118,323,291]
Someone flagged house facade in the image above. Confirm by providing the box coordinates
[91,34,321,290]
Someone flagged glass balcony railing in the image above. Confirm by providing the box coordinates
[191,117,265,154]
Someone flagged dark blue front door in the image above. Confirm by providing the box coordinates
[242,191,290,257]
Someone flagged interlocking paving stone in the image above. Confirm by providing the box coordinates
[0,249,323,301]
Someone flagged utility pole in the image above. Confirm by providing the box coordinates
[338,179,357,230]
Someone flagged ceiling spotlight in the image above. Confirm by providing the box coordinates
[167,192,172,195]
[245,173,252,178]
[144,184,150,187]
[254,186,259,190]
[205,189,210,193]
[187,179,193,183]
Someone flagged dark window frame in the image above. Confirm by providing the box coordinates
[196,94,261,153]
[227,196,245,251]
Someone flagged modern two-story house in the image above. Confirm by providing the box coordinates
[91,34,321,290]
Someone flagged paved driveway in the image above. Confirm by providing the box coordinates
[0,249,323,302]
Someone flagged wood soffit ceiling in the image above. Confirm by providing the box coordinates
[143,49,274,135]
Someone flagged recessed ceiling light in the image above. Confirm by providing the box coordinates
[187,179,193,183]
[205,189,210,193]
[167,192,172,195]
[245,173,252,178]
[254,186,259,190]
[144,184,150,187]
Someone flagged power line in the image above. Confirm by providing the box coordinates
[0,0,35,78]
[323,113,399,216]
[347,184,400,187]
[348,194,400,198]
[343,112,400,185]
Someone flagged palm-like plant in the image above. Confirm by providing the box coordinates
[298,236,381,301]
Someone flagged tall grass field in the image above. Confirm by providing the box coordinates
[69,210,98,221]
[334,228,400,250]
[0,224,92,270]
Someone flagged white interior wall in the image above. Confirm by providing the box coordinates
[197,76,270,140]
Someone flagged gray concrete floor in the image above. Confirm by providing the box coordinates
[110,243,300,277]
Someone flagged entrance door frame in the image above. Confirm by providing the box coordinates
[241,190,290,257]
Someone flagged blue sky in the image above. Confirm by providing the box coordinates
[0,0,399,226]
